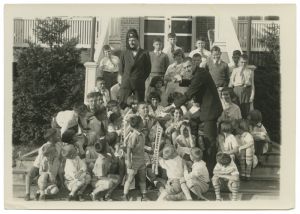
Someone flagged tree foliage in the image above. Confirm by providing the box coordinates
[13,18,85,145]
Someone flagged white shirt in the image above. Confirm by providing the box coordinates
[56,110,78,136]
[213,160,239,176]
[189,49,211,67]
[159,156,185,180]
[64,156,87,181]
[33,142,63,168]
[99,55,120,73]
[184,160,210,183]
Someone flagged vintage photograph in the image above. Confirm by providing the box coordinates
[4,4,296,210]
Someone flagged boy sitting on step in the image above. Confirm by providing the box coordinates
[212,152,240,201]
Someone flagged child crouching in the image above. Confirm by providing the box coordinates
[62,144,91,201]
[212,152,240,201]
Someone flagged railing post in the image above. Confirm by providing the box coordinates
[90,17,96,62]
[246,17,252,59]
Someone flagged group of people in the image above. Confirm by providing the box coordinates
[23,29,270,202]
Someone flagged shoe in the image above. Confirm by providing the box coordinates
[104,194,112,201]
[141,194,150,201]
[39,195,46,201]
[122,194,129,201]
[34,192,40,201]
[90,193,97,201]
[78,194,85,202]
[24,194,30,201]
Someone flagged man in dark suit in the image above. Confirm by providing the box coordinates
[173,57,223,176]
[119,29,151,108]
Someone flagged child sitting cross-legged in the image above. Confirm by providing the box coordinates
[157,144,192,201]
[212,152,240,201]
[35,144,60,201]
[90,141,120,201]
[62,144,91,201]
[184,147,210,201]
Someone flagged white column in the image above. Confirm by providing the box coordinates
[84,62,98,105]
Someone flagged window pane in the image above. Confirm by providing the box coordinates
[144,20,165,33]
[176,36,192,53]
[171,20,192,34]
[144,35,165,51]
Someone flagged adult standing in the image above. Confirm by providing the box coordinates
[173,57,223,176]
[119,29,151,108]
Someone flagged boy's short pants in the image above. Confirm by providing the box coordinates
[186,177,209,193]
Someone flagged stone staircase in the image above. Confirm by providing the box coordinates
[12,143,280,201]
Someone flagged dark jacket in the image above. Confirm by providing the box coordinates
[174,67,223,121]
[119,48,151,90]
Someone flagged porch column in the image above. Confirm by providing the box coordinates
[84,62,97,105]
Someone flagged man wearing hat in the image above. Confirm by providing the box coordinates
[119,28,151,108]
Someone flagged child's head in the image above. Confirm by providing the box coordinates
[190,147,203,162]
[129,115,143,130]
[182,57,193,73]
[107,100,120,114]
[95,138,107,154]
[94,106,107,121]
[153,38,163,51]
[173,107,183,120]
[232,50,242,65]
[247,109,262,125]
[216,152,232,167]
[127,96,138,111]
[138,102,149,117]
[211,46,221,62]
[87,92,100,113]
[73,102,89,118]
[62,144,78,159]
[195,37,206,50]
[173,49,184,63]
[96,77,106,90]
[167,92,184,105]
[44,128,59,143]
[221,87,232,103]
[149,76,164,89]
[238,54,248,68]
[167,32,177,45]
[102,45,112,57]
[147,92,161,107]
[162,144,177,160]
[192,53,202,68]
[220,121,233,134]
[238,119,250,133]
[109,112,120,125]
[42,144,57,159]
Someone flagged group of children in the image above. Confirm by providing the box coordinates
[23,32,270,202]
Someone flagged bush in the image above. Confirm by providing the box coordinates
[13,18,85,145]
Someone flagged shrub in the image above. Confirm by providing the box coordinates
[13,18,85,145]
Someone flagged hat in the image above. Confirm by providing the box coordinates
[61,129,76,144]
[61,144,77,159]
[190,147,203,161]
[127,28,139,39]
[162,144,177,160]
[216,152,231,166]
[44,128,57,140]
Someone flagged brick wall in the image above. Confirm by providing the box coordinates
[120,17,141,50]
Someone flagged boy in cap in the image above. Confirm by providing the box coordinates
[35,144,60,201]
[184,147,210,201]
[119,28,151,108]
[62,144,91,201]
[212,152,240,201]
[24,128,61,201]
[93,77,111,106]
[189,37,211,67]
[163,32,183,64]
